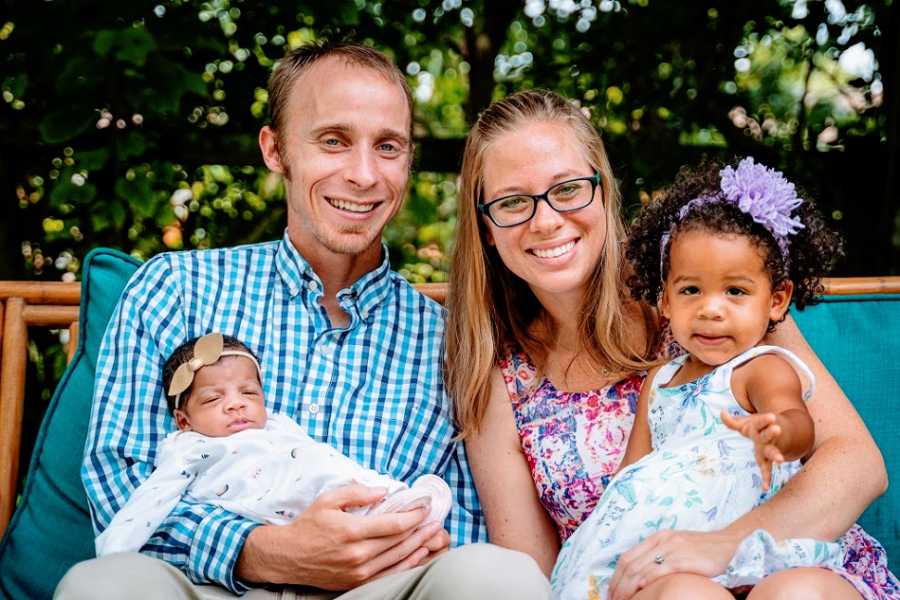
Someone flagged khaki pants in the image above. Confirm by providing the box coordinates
[54,543,550,600]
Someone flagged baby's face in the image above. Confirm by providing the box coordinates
[660,230,792,369]
[174,355,267,437]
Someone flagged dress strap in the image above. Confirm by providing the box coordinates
[651,353,690,389]
[718,345,816,401]
[499,350,539,404]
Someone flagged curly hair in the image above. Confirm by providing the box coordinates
[626,159,845,329]
[162,334,259,414]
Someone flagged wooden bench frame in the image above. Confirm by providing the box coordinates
[1,277,898,534]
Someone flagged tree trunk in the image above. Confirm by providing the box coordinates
[463,0,519,125]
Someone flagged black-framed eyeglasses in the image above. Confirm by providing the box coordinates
[478,172,602,228]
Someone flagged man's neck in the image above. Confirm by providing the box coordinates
[288,233,383,328]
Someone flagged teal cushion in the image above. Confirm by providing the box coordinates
[0,255,896,597]
[794,294,900,563]
[0,248,141,600]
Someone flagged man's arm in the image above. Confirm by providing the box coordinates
[83,255,261,593]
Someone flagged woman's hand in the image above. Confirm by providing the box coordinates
[607,529,741,600]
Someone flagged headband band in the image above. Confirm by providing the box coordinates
[660,157,805,275]
[167,332,262,409]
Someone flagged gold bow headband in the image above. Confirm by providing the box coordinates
[168,332,262,409]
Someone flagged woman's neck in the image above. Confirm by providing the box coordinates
[531,287,583,349]
[531,301,615,393]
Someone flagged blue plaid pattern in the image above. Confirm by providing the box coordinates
[82,232,487,593]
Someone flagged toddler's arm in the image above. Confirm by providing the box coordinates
[722,354,815,490]
[616,367,656,472]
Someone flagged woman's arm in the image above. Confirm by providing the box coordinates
[465,368,560,577]
[616,368,655,472]
[728,315,887,539]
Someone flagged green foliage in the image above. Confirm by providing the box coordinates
[2,1,897,453]
[2,0,897,291]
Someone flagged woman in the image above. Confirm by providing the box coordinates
[445,90,895,599]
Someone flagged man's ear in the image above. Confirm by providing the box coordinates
[259,126,286,175]
[174,409,192,432]
[769,280,794,322]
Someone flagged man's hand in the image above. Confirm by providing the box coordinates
[721,411,785,491]
[236,484,443,590]
[417,526,451,565]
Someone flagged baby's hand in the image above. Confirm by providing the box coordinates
[720,410,785,491]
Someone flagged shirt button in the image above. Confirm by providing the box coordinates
[307,280,319,291]
[308,403,320,414]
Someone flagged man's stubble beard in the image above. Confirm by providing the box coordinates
[310,218,379,255]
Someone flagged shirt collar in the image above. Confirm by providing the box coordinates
[275,230,394,318]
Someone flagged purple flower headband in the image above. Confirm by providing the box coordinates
[660,157,805,275]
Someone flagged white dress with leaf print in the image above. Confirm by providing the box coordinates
[95,413,451,557]
[551,345,845,600]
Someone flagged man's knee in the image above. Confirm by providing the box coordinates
[54,552,194,600]
[422,543,550,599]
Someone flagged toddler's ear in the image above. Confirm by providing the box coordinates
[659,288,671,319]
[174,408,193,432]
[769,280,794,321]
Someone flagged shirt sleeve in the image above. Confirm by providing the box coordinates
[440,412,489,545]
[81,254,259,593]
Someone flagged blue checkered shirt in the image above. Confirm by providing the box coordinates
[82,232,487,593]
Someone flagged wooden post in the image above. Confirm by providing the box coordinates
[67,322,79,363]
[0,298,27,532]
[0,301,4,385]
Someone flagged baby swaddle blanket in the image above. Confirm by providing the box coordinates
[96,413,451,556]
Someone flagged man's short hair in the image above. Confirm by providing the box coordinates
[267,40,414,150]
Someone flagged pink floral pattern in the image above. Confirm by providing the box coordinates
[500,350,642,541]
[499,349,898,598]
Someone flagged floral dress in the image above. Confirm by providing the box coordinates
[550,346,845,599]
[500,349,899,600]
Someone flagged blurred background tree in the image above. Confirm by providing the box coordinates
[2,0,897,287]
[2,0,896,474]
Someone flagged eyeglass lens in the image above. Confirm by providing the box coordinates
[489,178,595,226]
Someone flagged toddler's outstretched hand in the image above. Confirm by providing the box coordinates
[720,410,785,491]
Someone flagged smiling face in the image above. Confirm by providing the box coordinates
[259,56,412,267]
[661,230,792,369]
[481,120,606,306]
[174,356,267,438]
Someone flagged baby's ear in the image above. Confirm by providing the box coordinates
[174,408,193,432]
[769,280,794,321]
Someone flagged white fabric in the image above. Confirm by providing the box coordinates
[551,345,844,599]
[96,414,449,556]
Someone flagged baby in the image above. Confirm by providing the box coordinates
[95,332,452,556]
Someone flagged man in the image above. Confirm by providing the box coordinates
[56,42,550,599]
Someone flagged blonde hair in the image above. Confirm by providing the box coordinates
[445,90,656,438]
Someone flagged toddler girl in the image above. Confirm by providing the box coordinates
[552,157,857,598]
[96,332,452,556]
